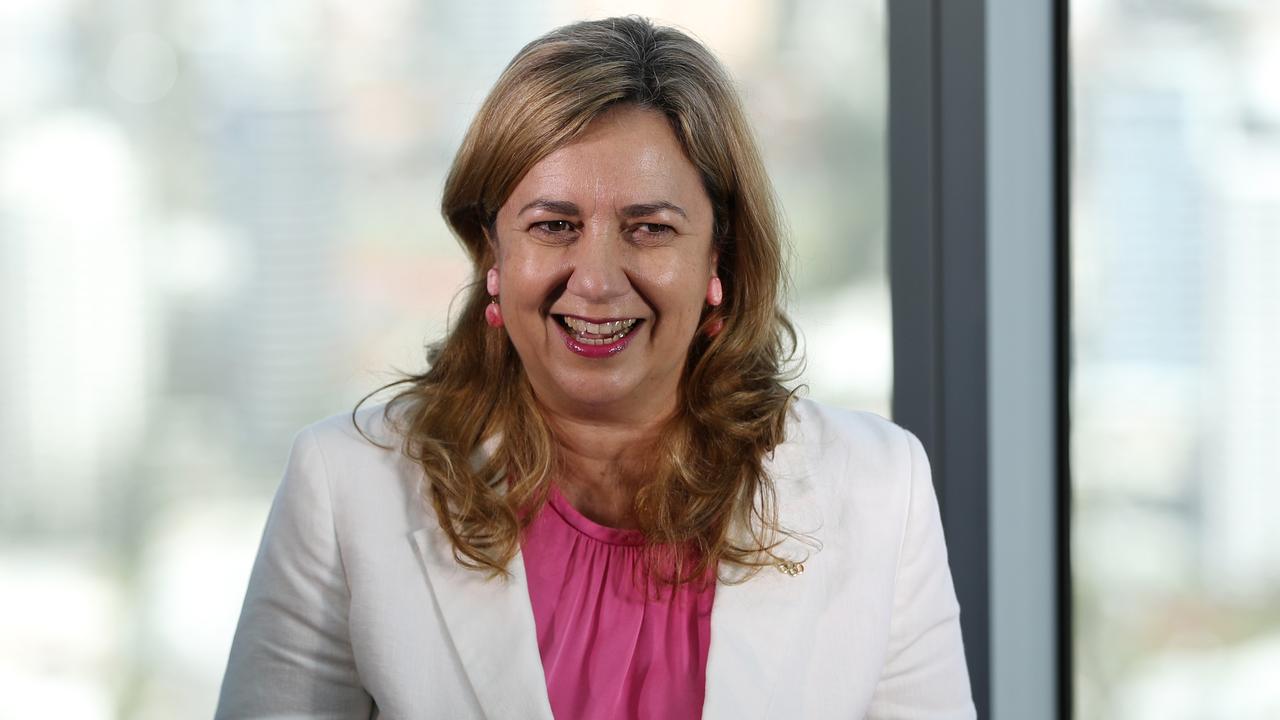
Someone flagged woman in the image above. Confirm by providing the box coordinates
[216,16,974,720]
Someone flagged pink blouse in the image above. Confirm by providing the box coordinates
[520,483,715,720]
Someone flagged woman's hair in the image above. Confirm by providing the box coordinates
[358,15,801,587]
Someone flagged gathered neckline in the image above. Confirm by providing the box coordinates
[547,482,646,547]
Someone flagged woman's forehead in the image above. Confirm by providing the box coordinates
[504,108,710,215]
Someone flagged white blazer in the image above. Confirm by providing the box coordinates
[215,398,975,719]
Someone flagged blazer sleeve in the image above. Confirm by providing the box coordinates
[865,429,977,720]
[215,427,374,720]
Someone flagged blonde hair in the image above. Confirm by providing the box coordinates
[358,16,800,587]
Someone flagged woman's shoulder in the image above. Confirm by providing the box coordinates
[284,400,427,524]
[786,396,920,473]
[782,398,935,555]
[780,397,930,523]
[299,399,408,457]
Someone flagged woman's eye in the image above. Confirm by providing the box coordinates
[534,220,574,234]
[633,223,674,237]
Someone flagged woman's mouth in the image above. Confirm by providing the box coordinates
[552,314,643,357]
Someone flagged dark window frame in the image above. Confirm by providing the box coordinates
[887,1,1070,717]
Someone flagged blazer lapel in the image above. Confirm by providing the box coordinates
[410,434,554,720]
[701,433,824,719]
[411,524,555,720]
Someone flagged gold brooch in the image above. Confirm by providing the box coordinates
[776,560,805,577]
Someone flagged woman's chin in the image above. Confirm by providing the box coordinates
[539,370,656,416]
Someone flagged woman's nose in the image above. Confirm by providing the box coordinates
[564,228,629,303]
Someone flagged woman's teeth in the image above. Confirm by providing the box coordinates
[563,317,637,335]
[561,316,639,345]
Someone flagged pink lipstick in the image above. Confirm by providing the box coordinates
[553,315,642,358]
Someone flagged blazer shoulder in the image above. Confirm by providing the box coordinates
[788,397,917,471]
[302,399,405,450]
[784,397,927,531]
[291,400,426,516]
[293,398,425,479]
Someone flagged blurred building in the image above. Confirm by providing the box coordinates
[1073,2,1280,717]
[0,1,888,717]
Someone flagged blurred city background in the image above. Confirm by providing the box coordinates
[3,0,1278,718]
[1071,1,1280,717]
[0,1,887,717]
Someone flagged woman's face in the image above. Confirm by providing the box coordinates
[491,105,717,422]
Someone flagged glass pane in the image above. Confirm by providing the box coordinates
[0,1,886,717]
[1072,2,1280,718]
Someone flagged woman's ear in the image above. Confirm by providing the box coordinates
[481,221,501,256]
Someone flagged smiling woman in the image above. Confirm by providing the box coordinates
[494,107,717,423]
[215,16,975,720]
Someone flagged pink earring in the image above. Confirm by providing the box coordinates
[485,300,503,328]
[705,276,724,337]
[485,267,503,328]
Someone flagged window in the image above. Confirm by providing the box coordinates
[0,2,887,716]
[1072,2,1280,717]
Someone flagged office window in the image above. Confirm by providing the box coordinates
[1072,2,1280,717]
[0,1,886,716]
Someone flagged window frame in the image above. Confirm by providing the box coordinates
[887,1,1069,717]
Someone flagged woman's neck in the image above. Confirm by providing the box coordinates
[542,405,670,530]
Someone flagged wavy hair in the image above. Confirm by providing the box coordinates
[358,16,801,588]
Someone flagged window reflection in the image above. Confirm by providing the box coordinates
[0,2,886,716]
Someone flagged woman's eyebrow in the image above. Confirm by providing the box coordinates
[518,199,689,219]
[518,198,580,216]
[621,201,688,219]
